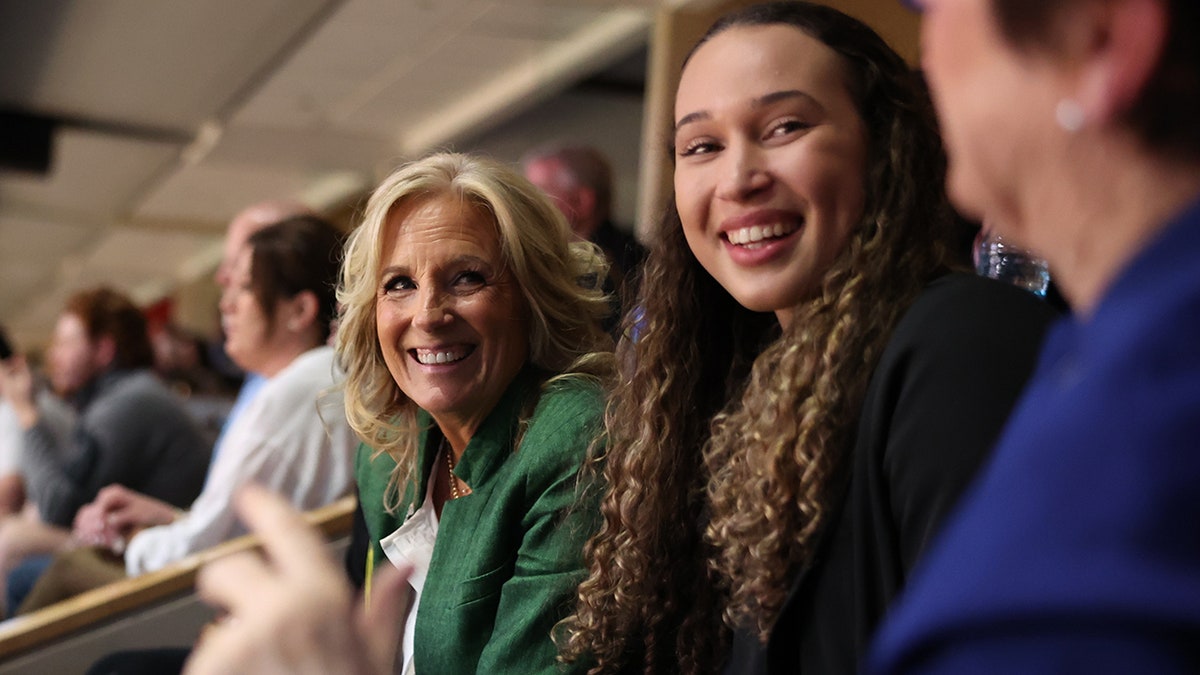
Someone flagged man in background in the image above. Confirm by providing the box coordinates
[522,144,645,329]
[0,200,312,616]
[0,287,211,612]
[0,327,74,517]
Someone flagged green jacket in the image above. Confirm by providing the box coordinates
[356,368,604,674]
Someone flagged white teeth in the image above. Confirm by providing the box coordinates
[415,348,468,365]
[727,222,798,245]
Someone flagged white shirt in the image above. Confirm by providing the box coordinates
[125,346,357,575]
[0,401,21,475]
[380,455,442,675]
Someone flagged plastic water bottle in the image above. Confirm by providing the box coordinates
[975,233,1050,297]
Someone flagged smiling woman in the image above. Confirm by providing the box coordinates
[560,3,1058,674]
[374,194,530,454]
[182,152,616,675]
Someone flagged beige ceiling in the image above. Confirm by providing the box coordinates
[0,0,659,348]
[0,0,919,350]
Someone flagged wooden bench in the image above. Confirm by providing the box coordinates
[0,495,356,673]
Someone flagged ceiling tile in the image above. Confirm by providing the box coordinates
[136,161,329,225]
[0,128,178,223]
[0,0,336,131]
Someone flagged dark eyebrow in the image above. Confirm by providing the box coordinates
[674,90,820,132]
[758,89,819,108]
[675,109,711,132]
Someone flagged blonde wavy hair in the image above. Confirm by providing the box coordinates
[336,152,615,504]
[561,3,963,671]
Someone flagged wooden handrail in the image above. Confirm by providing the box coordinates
[0,494,356,662]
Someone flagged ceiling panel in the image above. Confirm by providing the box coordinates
[200,125,388,178]
[468,2,610,40]
[0,0,339,131]
[81,228,216,281]
[230,0,484,133]
[0,128,178,224]
[134,162,325,226]
[0,215,97,323]
[0,214,96,262]
[0,0,656,348]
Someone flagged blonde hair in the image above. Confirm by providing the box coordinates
[336,152,615,504]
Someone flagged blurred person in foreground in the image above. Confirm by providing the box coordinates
[185,152,615,674]
[0,287,209,612]
[868,0,1200,673]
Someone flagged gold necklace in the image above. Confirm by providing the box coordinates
[445,442,462,501]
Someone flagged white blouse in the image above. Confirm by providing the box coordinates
[379,455,442,675]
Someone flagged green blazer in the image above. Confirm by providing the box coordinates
[357,367,604,674]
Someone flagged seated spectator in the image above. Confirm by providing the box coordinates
[22,216,357,611]
[0,287,210,613]
[184,152,615,675]
[522,143,645,331]
[0,331,75,518]
[151,322,235,400]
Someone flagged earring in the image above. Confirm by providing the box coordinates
[1055,99,1085,133]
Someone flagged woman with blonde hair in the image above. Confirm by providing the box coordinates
[184,152,614,675]
[561,3,1056,673]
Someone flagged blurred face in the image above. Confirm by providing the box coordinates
[49,313,100,397]
[917,0,1061,231]
[216,215,259,288]
[219,248,275,374]
[375,192,529,436]
[674,24,867,327]
[524,157,586,237]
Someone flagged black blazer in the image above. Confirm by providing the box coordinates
[725,273,1058,675]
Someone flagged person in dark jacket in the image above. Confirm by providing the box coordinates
[0,286,209,613]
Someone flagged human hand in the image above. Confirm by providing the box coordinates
[72,485,176,549]
[184,485,411,675]
[0,356,37,429]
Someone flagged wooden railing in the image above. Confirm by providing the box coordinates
[0,495,356,672]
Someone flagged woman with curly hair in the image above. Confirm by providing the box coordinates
[560,3,1056,673]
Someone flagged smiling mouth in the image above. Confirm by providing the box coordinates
[724,222,800,249]
[411,346,474,365]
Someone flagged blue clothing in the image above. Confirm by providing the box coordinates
[869,196,1200,674]
[6,554,52,617]
[205,373,265,479]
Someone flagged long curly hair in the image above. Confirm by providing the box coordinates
[336,152,615,506]
[561,3,960,671]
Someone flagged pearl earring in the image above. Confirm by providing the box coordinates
[1055,99,1085,133]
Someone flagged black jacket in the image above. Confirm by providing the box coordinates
[725,273,1058,675]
